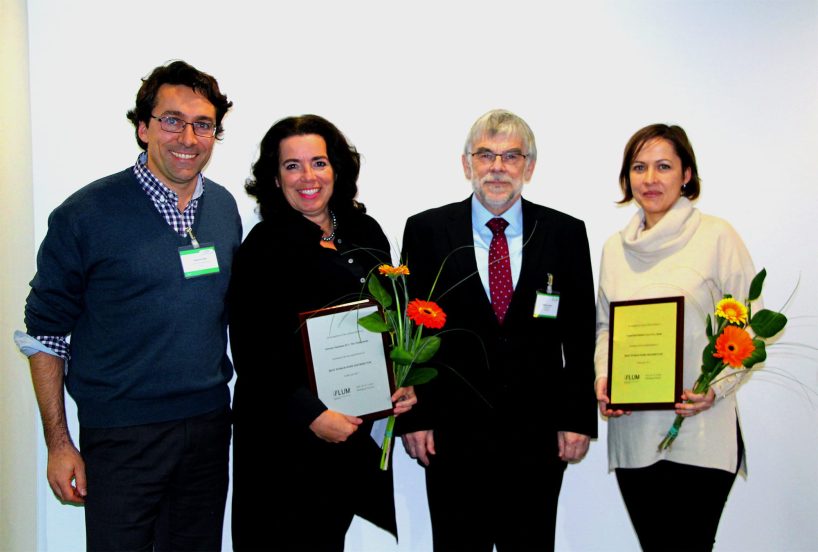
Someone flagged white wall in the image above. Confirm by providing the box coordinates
[1,0,38,550]
[22,1,818,551]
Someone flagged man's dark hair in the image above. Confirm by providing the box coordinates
[126,60,232,150]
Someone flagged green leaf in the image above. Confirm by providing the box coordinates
[413,336,442,363]
[367,276,393,309]
[390,347,414,365]
[715,315,728,335]
[749,309,787,338]
[705,314,713,338]
[692,373,714,394]
[748,268,767,302]
[701,336,719,372]
[358,312,390,333]
[743,339,767,368]
[403,367,438,386]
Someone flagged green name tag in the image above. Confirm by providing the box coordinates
[179,244,220,278]
[533,291,560,318]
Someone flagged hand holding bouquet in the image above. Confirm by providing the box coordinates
[658,269,787,450]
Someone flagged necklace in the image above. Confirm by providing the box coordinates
[321,210,337,242]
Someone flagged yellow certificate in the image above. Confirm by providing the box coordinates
[607,297,684,410]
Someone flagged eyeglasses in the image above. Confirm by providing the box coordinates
[151,115,216,137]
[470,150,528,167]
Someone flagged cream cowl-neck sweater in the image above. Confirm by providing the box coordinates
[594,197,757,473]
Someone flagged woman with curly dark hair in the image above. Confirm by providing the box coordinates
[229,115,415,551]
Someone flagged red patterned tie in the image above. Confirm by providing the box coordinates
[487,217,513,324]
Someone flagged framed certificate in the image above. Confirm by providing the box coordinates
[607,296,684,410]
[299,299,395,420]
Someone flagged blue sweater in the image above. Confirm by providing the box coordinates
[25,168,242,428]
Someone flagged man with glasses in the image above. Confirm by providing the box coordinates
[399,109,597,551]
[16,60,240,551]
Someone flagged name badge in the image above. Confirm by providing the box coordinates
[533,291,560,318]
[179,243,220,278]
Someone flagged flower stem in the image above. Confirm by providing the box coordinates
[380,414,396,471]
[658,414,684,451]
[657,372,715,451]
[391,278,403,345]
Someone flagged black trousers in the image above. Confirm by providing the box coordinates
[615,460,738,552]
[425,433,566,552]
[80,407,231,552]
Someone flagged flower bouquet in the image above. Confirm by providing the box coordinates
[658,268,788,450]
[358,264,444,470]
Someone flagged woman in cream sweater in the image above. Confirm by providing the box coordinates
[594,124,757,551]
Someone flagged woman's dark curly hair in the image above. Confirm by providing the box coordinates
[246,115,366,221]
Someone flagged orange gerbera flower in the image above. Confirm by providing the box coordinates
[378,264,410,277]
[407,299,446,329]
[713,325,755,367]
[715,298,748,325]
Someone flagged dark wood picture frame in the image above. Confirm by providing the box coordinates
[607,296,684,411]
[299,299,395,421]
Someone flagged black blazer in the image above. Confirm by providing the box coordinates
[398,197,597,456]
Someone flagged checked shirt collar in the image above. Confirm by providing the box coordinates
[133,152,204,236]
